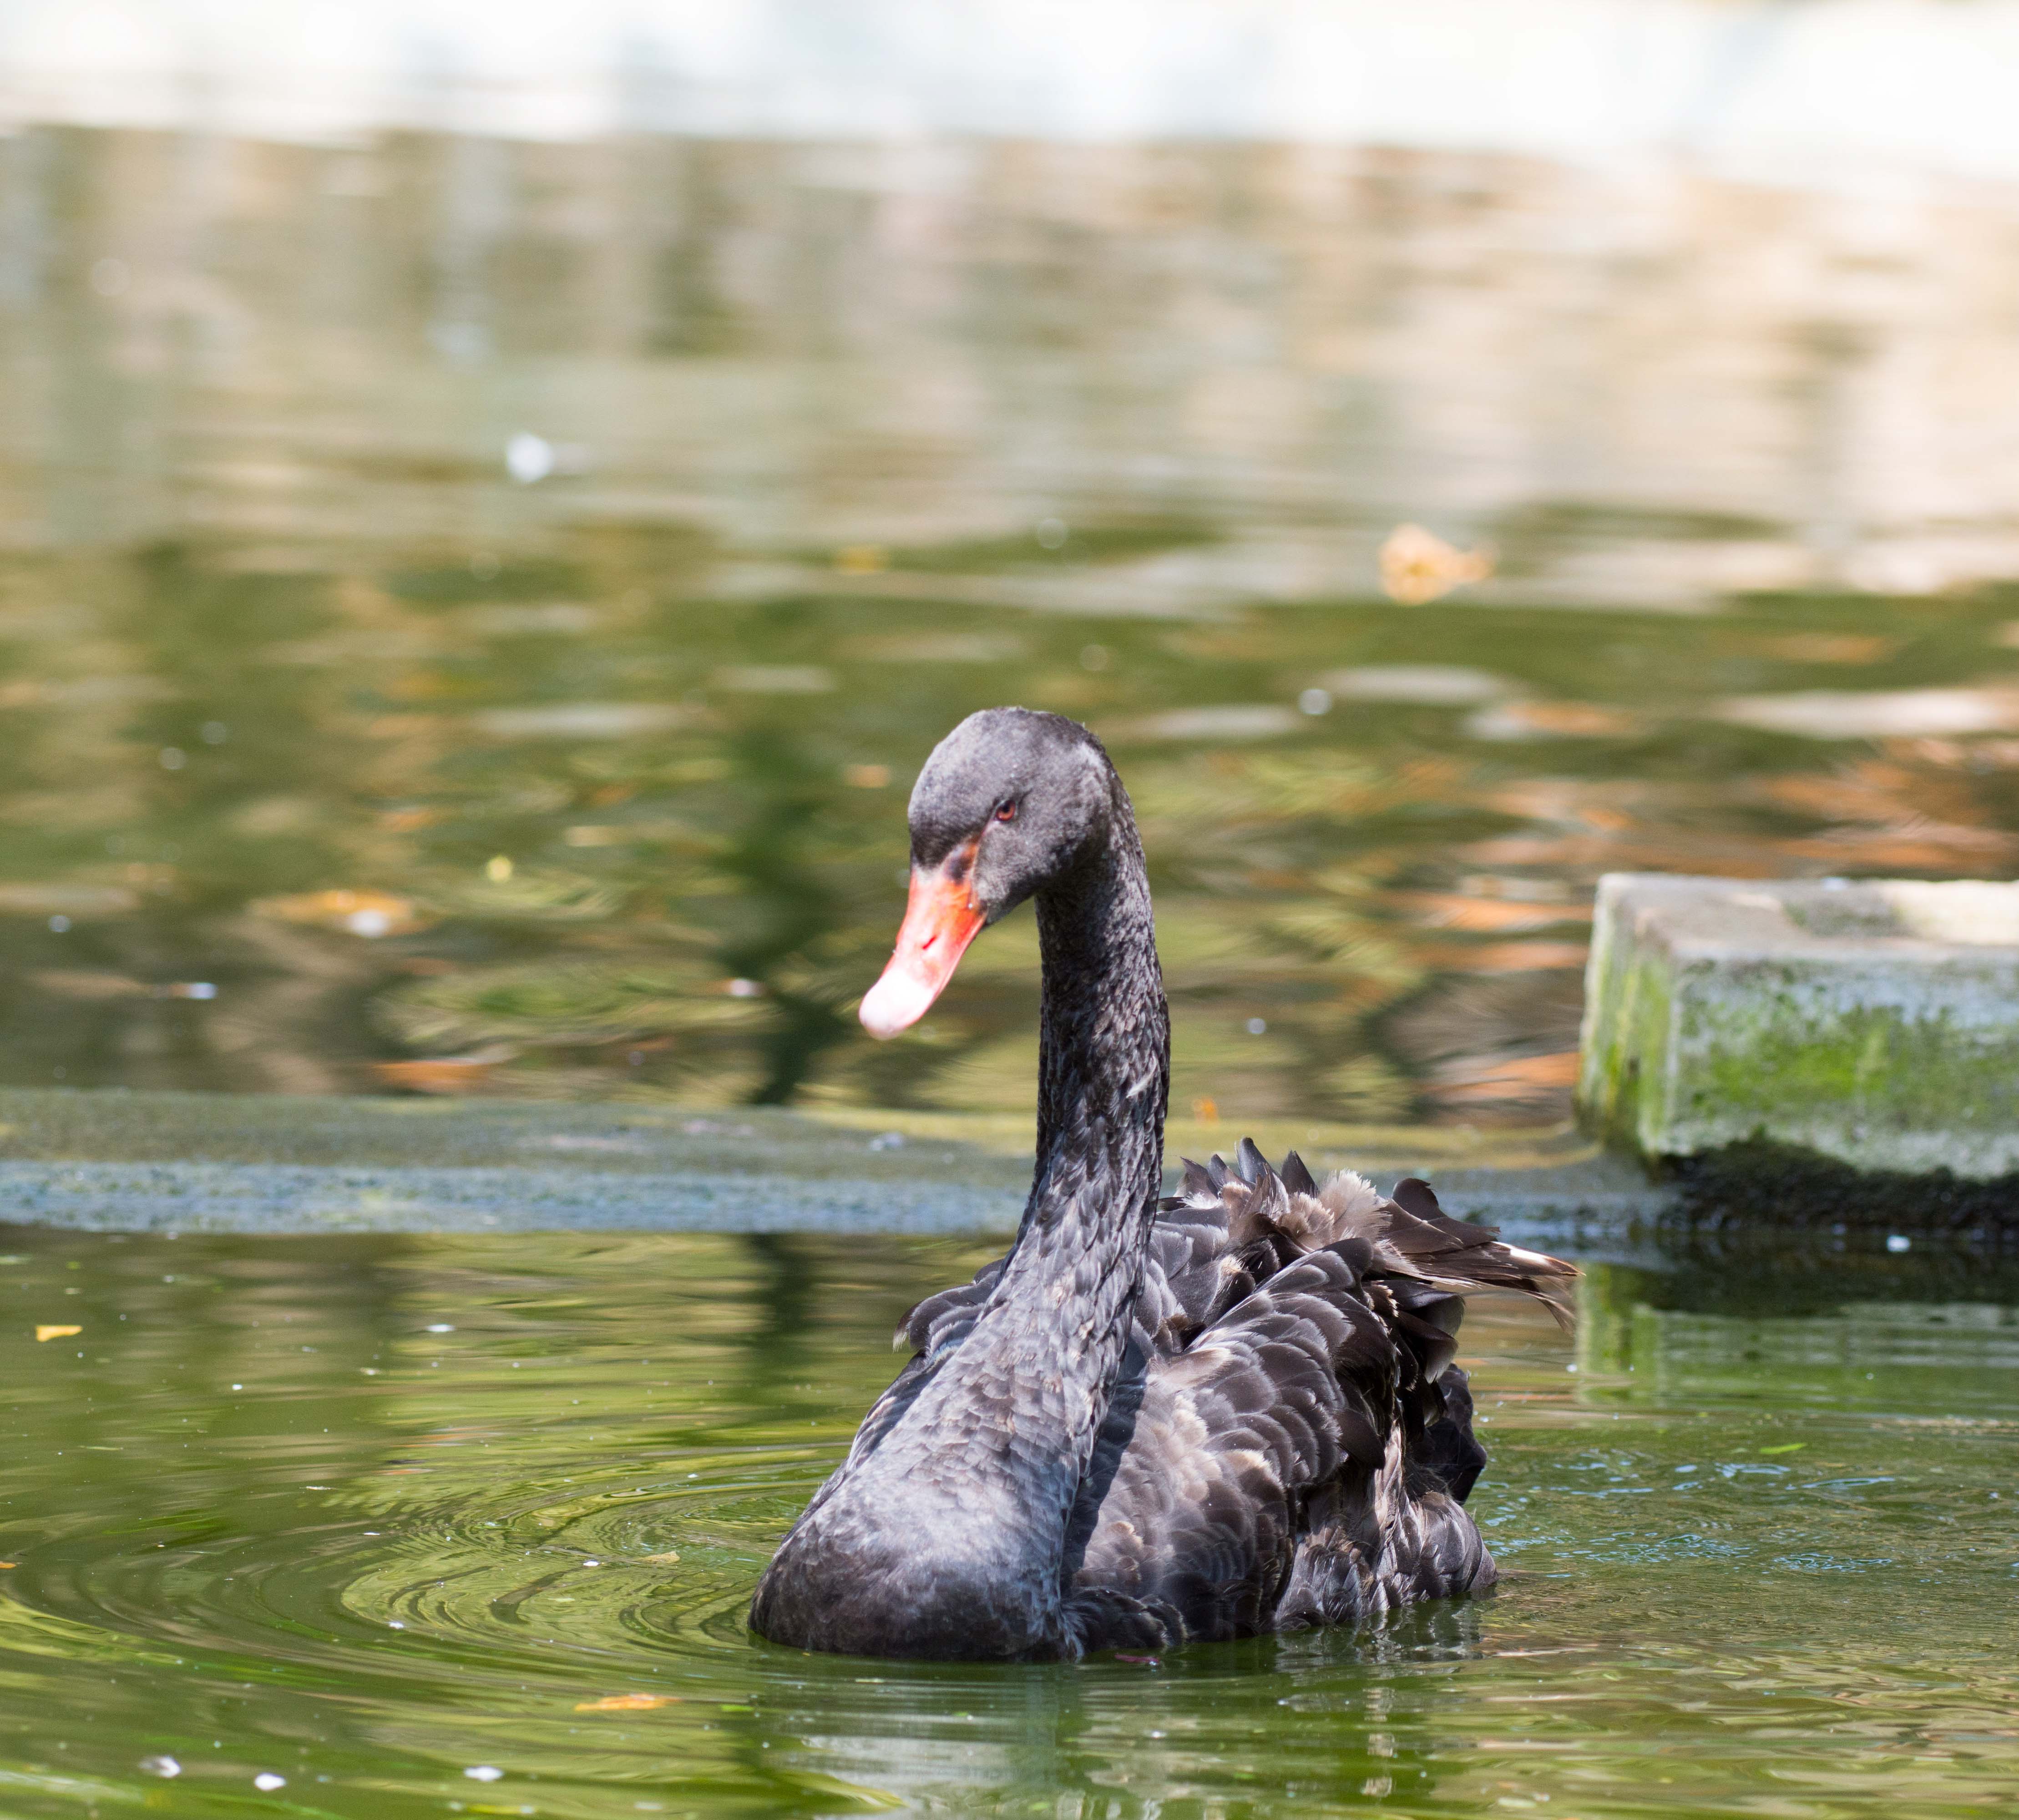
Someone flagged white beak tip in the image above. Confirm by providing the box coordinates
[859,966,938,1039]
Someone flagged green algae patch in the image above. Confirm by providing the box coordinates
[1578,875,2019,1179]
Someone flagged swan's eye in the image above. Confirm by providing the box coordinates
[994,801,1017,824]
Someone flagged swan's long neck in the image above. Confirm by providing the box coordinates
[910,794,1168,1638]
[748,783,1169,1658]
[1020,798,1169,1321]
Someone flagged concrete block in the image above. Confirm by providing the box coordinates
[1577,874,2019,1178]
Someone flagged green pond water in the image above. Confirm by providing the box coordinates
[5,122,2019,1817]
[6,127,2019,1127]
[3,1225,2015,1819]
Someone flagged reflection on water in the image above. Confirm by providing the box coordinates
[0,1226,2015,1818]
[4,127,2019,1119]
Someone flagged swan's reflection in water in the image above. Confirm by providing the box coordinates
[0,1225,2015,1817]
[748,1604,1489,1813]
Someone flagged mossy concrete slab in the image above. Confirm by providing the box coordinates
[0,1087,1670,1238]
[1578,874,2019,1177]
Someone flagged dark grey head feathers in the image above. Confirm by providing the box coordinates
[908,708,1119,924]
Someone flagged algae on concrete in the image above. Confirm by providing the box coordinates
[1578,874,2019,1178]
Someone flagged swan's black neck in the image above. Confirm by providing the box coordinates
[748,774,1169,1659]
[1024,794,1169,1248]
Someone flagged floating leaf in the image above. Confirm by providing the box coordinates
[1380,522,1494,604]
[640,1551,682,1564]
[253,888,429,938]
[1759,1442,1807,1456]
[369,1051,515,1097]
[35,1325,81,1342]
[575,1693,682,1712]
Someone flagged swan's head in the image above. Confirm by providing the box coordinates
[859,708,1115,1038]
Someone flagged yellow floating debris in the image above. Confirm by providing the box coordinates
[253,888,429,938]
[35,1325,81,1342]
[575,1693,682,1712]
[369,1049,515,1097]
[1379,523,1494,605]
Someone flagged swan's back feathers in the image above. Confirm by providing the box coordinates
[885,1143,1577,1654]
[1068,1245,1381,1644]
[1064,1145,1576,1649]
[1159,1153,1576,1330]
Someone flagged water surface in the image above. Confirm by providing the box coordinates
[1,1226,2013,1817]
[4,129,2019,1123]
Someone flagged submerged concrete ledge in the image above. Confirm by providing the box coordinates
[0,1087,1673,1240]
[0,1160,1024,1237]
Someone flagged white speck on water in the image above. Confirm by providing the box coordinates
[1246,1017,1267,1035]
[231,1384,242,1391]
[582,1560,600,1567]
[465,1765,505,1782]
[1035,516,1068,549]
[345,908,391,937]
[506,432,555,484]
[426,1324,455,1334]
[1887,1234,1911,1253]
[47,915,70,932]
[159,747,186,770]
[254,1773,286,1791]
[388,1621,404,1629]
[140,1756,180,1778]
[1298,687,1332,715]
[867,1131,905,1151]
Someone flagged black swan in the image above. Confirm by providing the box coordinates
[749,707,1574,1660]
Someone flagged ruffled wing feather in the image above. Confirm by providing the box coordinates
[885,1142,1576,1654]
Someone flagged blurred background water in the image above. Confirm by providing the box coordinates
[2,1,2019,1127]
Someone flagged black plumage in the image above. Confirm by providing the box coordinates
[748,708,1576,1660]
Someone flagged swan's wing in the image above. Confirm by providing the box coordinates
[1068,1244,1391,1645]
[1070,1146,1576,1648]
[842,1255,1007,1466]
[1150,1150,1577,1330]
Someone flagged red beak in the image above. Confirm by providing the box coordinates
[859,850,985,1038]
